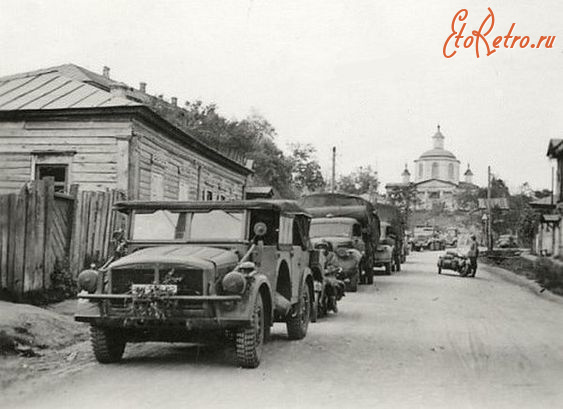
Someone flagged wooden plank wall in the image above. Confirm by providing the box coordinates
[0,180,123,299]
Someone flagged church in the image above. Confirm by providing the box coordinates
[385,126,478,211]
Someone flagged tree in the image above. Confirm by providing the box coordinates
[149,99,296,197]
[386,183,420,224]
[288,144,325,195]
[338,166,379,196]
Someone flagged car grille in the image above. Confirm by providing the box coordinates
[110,267,204,296]
[111,268,155,294]
[161,268,204,296]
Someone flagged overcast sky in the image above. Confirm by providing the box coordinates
[1,0,562,192]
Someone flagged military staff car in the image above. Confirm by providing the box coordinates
[75,200,316,368]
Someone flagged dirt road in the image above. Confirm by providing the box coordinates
[4,251,563,409]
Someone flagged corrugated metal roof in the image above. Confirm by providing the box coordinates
[0,65,139,111]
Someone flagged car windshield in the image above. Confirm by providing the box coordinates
[310,222,351,238]
[132,210,244,241]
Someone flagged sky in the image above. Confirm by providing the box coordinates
[1,0,562,192]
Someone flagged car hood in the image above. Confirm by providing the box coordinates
[109,245,239,271]
[311,237,353,249]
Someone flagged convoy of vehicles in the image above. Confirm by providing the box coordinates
[75,194,408,368]
[299,193,381,286]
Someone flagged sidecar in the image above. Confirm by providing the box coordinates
[437,250,470,276]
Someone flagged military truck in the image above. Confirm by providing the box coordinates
[374,203,405,269]
[299,193,381,286]
[75,200,317,368]
[309,217,363,291]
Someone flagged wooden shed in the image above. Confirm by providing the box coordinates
[0,64,253,200]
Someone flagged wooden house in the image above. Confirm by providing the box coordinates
[0,64,253,200]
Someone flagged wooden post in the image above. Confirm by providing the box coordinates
[331,146,336,193]
[23,181,37,293]
[43,177,55,289]
[487,166,492,252]
[7,193,17,293]
[34,179,46,291]
[0,195,9,290]
[68,184,80,277]
[13,184,28,297]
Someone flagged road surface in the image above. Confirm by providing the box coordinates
[4,251,563,409]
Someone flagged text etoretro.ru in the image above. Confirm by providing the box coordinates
[443,8,556,58]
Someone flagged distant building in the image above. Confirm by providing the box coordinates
[385,125,478,210]
[0,64,253,200]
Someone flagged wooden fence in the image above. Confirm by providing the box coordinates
[0,179,125,298]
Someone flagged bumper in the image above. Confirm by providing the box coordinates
[75,293,251,329]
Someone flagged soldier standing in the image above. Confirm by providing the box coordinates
[467,235,479,277]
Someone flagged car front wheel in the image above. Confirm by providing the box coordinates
[286,285,311,340]
[235,294,264,368]
[90,325,126,364]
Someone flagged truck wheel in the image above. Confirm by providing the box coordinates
[385,262,391,275]
[348,273,359,292]
[286,285,311,340]
[235,294,264,368]
[366,268,374,285]
[311,291,320,323]
[90,325,126,364]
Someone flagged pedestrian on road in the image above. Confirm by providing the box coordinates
[467,234,479,277]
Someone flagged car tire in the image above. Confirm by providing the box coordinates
[235,294,264,368]
[366,269,374,285]
[90,325,126,364]
[311,291,320,323]
[286,285,311,340]
[349,273,359,292]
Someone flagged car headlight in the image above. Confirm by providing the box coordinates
[336,248,349,258]
[222,271,247,295]
[77,269,98,293]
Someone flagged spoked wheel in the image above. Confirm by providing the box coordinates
[235,294,264,368]
[286,285,311,340]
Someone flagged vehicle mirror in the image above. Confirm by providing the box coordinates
[253,222,268,237]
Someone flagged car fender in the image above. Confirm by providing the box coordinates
[247,273,274,323]
[297,267,314,312]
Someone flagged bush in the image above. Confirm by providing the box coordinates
[49,258,77,301]
[534,257,563,295]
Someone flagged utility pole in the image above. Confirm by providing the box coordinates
[551,166,555,206]
[487,165,492,251]
[331,146,336,193]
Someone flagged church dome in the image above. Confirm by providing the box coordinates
[417,125,458,161]
[419,148,457,160]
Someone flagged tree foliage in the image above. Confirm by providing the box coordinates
[151,100,296,197]
[288,143,325,195]
[338,166,379,196]
[386,183,420,223]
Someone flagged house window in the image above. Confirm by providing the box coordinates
[419,163,423,178]
[431,162,439,179]
[35,164,68,193]
[448,163,454,180]
[429,191,440,199]
[202,190,213,201]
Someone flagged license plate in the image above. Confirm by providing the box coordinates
[131,284,177,296]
